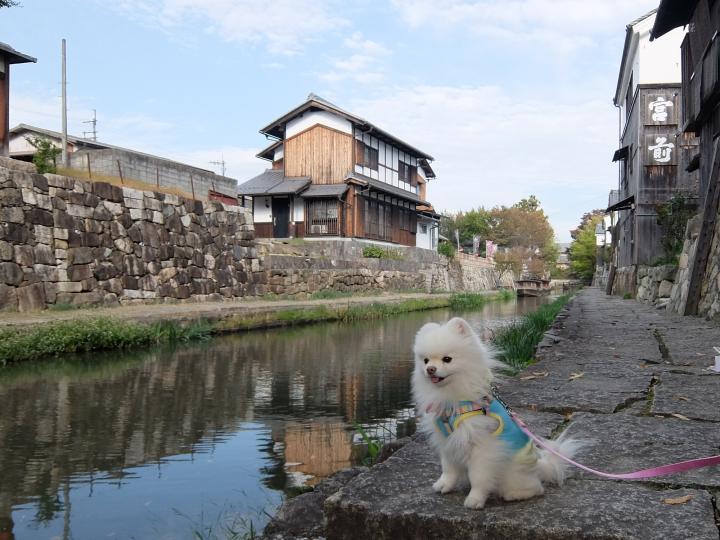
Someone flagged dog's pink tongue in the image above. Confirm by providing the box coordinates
[431,376,442,384]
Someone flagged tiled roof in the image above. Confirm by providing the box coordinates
[301,184,348,198]
[237,169,310,196]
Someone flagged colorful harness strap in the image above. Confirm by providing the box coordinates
[432,398,535,461]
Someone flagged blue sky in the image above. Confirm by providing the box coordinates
[3,0,660,241]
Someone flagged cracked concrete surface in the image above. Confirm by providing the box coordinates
[319,289,720,540]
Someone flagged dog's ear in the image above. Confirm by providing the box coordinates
[416,322,439,338]
[447,317,473,337]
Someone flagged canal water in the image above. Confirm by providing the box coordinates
[0,296,551,539]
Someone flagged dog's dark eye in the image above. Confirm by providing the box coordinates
[423,358,429,364]
[442,356,452,363]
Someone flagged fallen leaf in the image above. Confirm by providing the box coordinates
[532,371,549,377]
[663,495,693,505]
[673,396,690,402]
[568,372,585,381]
[671,413,690,421]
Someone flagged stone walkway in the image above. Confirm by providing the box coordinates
[319,288,720,539]
[0,291,455,329]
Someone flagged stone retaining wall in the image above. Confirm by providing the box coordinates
[258,240,509,297]
[0,158,262,311]
[667,213,720,319]
[611,264,677,307]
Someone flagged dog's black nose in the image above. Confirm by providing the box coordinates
[427,366,437,375]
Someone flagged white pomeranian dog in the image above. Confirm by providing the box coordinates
[412,317,580,509]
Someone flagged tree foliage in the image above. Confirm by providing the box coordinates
[441,195,557,276]
[25,136,60,174]
[0,0,19,7]
[656,195,696,264]
[569,213,603,281]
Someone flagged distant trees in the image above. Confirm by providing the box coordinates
[0,1,19,7]
[569,212,604,281]
[440,195,557,276]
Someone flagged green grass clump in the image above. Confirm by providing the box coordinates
[362,246,404,259]
[496,288,516,301]
[492,294,570,373]
[309,289,354,300]
[0,318,211,366]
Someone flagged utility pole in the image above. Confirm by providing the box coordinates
[61,38,68,167]
[209,154,226,177]
[82,109,97,141]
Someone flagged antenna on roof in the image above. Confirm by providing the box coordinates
[209,154,226,177]
[82,109,97,141]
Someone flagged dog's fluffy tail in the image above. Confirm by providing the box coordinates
[536,432,583,486]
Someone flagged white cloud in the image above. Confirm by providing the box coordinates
[319,32,389,84]
[111,0,348,55]
[391,0,658,53]
[350,85,619,241]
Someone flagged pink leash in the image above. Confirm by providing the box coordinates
[489,387,720,479]
[510,412,720,480]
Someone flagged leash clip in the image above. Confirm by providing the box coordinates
[490,384,513,414]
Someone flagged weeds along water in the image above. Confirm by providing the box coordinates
[491,294,571,373]
[0,291,516,366]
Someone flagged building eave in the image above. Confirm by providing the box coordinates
[651,0,699,41]
[0,42,36,64]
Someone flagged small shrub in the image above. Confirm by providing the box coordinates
[363,246,385,258]
[656,195,696,262]
[25,135,61,174]
[438,242,455,258]
[623,292,633,300]
[362,246,403,259]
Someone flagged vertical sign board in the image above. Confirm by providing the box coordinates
[644,93,678,125]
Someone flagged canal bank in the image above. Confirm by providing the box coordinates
[0,295,549,540]
[265,288,720,540]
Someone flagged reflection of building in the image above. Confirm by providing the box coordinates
[282,420,353,484]
[606,10,698,292]
[238,94,440,248]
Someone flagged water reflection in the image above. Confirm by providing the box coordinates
[0,297,549,539]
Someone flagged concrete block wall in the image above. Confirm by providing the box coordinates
[68,148,238,199]
[0,157,263,312]
[257,239,508,296]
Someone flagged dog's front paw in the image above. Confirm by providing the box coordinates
[463,489,487,509]
[432,474,458,494]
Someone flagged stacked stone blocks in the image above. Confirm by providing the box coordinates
[0,158,263,311]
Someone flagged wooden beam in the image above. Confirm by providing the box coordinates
[684,137,720,315]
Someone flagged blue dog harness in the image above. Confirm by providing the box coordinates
[430,398,536,461]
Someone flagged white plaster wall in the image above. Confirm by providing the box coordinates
[637,25,683,84]
[274,145,284,161]
[286,110,352,138]
[254,196,272,222]
[292,197,304,221]
[416,218,438,250]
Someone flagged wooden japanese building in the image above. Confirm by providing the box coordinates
[0,42,35,157]
[607,11,698,268]
[652,0,720,314]
[238,94,440,249]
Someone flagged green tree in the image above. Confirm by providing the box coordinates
[25,136,60,174]
[569,214,603,280]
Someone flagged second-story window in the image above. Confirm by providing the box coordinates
[356,140,378,170]
[398,161,416,185]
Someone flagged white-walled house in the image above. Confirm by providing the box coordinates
[238,94,440,249]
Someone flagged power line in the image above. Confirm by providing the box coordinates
[209,154,226,177]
